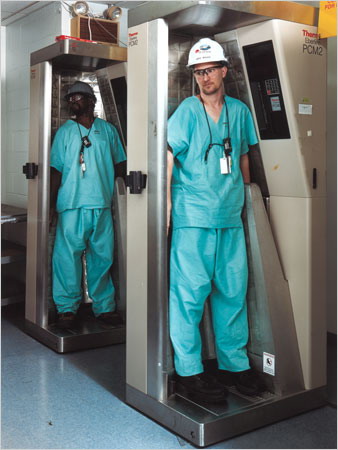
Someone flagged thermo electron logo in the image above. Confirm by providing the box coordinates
[302,29,324,56]
[128,32,138,47]
[302,29,320,39]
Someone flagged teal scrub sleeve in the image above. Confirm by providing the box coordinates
[167,102,194,158]
[50,127,66,173]
[240,107,258,155]
[108,123,126,164]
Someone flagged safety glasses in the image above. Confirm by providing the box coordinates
[67,94,84,102]
[193,65,223,78]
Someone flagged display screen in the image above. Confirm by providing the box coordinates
[243,40,290,140]
[110,76,127,145]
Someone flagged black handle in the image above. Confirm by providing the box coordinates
[126,171,147,194]
[312,168,317,189]
[23,163,38,179]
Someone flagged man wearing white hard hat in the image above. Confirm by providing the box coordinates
[50,81,126,330]
[167,38,265,402]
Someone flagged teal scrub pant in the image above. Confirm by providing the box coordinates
[52,208,115,316]
[169,226,250,376]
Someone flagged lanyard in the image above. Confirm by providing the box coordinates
[76,119,95,176]
[77,119,95,153]
[201,96,231,162]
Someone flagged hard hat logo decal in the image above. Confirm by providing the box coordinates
[187,38,227,68]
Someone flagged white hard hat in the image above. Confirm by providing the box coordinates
[187,38,228,68]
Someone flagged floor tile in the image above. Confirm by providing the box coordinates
[1,305,337,449]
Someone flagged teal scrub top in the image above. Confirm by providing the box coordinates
[50,118,126,213]
[168,95,258,229]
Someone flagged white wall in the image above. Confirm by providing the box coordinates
[1,1,127,208]
[326,36,337,335]
[2,2,63,207]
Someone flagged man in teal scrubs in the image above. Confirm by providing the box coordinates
[167,38,264,401]
[50,81,126,329]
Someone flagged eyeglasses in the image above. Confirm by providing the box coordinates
[193,65,223,78]
[68,94,84,102]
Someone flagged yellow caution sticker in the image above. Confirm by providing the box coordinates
[318,1,337,38]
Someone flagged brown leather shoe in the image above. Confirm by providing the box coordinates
[96,311,123,326]
[56,312,76,329]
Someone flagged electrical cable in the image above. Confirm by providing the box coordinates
[88,13,92,41]
[60,0,73,15]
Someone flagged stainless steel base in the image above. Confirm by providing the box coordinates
[25,319,125,353]
[126,384,327,447]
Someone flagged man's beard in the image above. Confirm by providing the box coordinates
[201,87,218,95]
[70,104,92,116]
[200,82,221,96]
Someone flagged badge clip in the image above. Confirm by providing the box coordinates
[82,136,91,148]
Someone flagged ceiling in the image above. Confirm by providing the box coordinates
[1,1,43,25]
[1,1,146,26]
[1,1,319,26]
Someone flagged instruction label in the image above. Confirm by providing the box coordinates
[263,352,275,376]
[299,104,313,115]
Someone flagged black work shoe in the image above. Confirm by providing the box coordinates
[96,311,122,326]
[175,372,228,403]
[231,369,265,396]
[214,369,233,387]
[56,312,76,330]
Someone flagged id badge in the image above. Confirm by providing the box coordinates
[80,152,86,177]
[82,136,91,148]
[220,155,232,174]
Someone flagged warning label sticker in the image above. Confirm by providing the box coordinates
[263,352,275,376]
[299,104,313,115]
[270,96,281,112]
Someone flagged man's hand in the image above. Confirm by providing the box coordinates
[167,150,174,236]
[49,207,57,229]
[50,167,62,229]
[115,160,127,182]
[240,153,250,184]
[167,199,172,235]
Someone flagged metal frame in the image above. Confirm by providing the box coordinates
[25,320,125,353]
[128,1,318,32]
[146,19,170,402]
[25,41,127,353]
[126,384,326,448]
[125,10,327,447]
[25,61,52,328]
